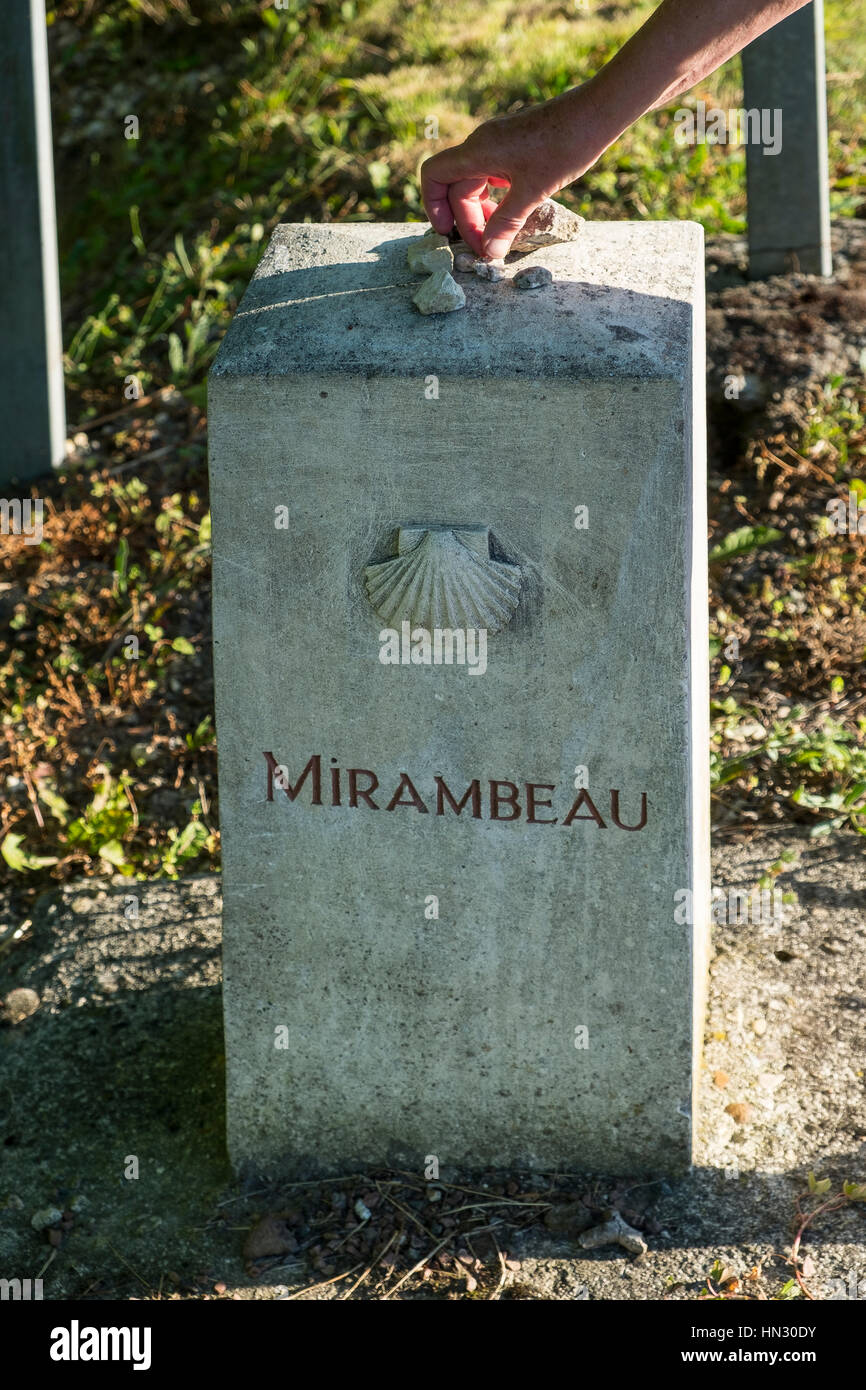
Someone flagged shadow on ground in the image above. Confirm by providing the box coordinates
[1,834,864,1300]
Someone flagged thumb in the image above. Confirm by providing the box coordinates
[481,186,540,260]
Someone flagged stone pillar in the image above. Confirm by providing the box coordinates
[208,221,710,1177]
[0,1,66,484]
[742,0,832,278]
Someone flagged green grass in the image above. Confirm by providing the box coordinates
[1,0,861,892]
[51,0,866,413]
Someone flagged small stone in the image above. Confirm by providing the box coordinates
[759,1072,783,1091]
[454,250,477,273]
[412,268,466,315]
[512,198,585,250]
[425,1185,443,1203]
[2,988,40,1024]
[578,1210,647,1256]
[514,265,553,290]
[407,233,453,275]
[725,1101,754,1124]
[474,259,504,281]
[544,1200,593,1236]
[65,430,90,460]
[713,1070,730,1088]
[354,1198,372,1222]
[31,1206,63,1232]
[242,1213,298,1261]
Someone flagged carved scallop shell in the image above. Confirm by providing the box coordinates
[364,528,522,633]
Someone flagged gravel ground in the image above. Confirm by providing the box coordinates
[0,828,864,1301]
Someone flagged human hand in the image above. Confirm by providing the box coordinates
[420,81,613,260]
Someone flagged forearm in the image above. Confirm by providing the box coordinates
[420,0,818,255]
[573,0,814,149]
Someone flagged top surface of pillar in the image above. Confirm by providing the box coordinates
[210,220,704,385]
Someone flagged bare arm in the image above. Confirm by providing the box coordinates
[421,0,814,259]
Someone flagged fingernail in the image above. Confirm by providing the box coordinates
[484,238,510,260]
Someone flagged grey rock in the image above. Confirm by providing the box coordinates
[406,233,453,275]
[31,1206,63,1232]
[578,1210,648,1256]
[474,259,504,281]
[454,250,477,273]
[512,199,585,251]
[2,987,40,1024]
[412,267,466,315]
[514,265,553,290]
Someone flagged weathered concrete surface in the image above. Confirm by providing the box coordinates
[742,0,832,278]
[0,830,863,1300]
[208,221,709,1177]
[0,0,66,482]
[209,220,704,382]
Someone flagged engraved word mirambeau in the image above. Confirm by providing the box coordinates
[263,753,648,831]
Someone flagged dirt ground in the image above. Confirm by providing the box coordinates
[705,219,866,437]
[1,827,864,1301]
[2,227,865,1302]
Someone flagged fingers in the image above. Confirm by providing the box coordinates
[481,185,540,261]
[422,172,456,236]
[420,142,539,261]
[421,138,510,243]
[421,145,481,235]
[448,177,494,254]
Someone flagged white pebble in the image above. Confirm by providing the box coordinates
[474,259,504,281]
[407,235,453,275]
[412,268,466,315]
